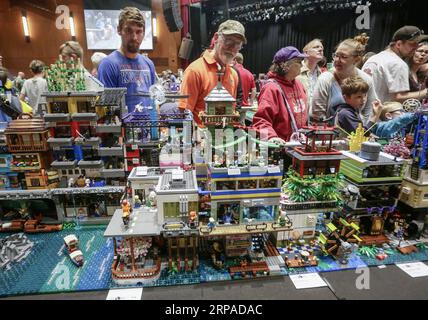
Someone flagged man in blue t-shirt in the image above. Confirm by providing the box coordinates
[98,7,156,114]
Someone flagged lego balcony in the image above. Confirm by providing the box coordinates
[6,133,50,153]
[96,124,122,134]
[71,113,98,122]
[43,113,71,122]
[98,147,124,157]
[99,168,126,178]
[280,200,340,213]
[47,137,74,147]
[74,137,101,147]
[78,159,104,169]
[50,160,77,169]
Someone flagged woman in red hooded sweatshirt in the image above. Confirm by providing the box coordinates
[252,46,309,144]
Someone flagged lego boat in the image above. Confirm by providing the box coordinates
[0,220,25,233]
[64,234,84,267]
[111,255,162,285]
[24,220,63,233]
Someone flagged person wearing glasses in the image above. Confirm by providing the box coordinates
[311,34,377,125]
[373,101,418,139]
[98,7,156,113]
[178,20,245,126]
[408,42,428,93]
[363,26,428,103]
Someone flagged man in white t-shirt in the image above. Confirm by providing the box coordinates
[363,26,428,103]
[20,60,48,115]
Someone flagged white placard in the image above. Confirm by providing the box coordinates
[396,262,428,278]
[132,144,138,150]
[106,288,143,300]
[267,166,281,174]
[132,158,140,164]
[378,265,387,269]
[289,273,327,290]
[228,168,241,176]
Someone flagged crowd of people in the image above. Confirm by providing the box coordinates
[2,6,428,146]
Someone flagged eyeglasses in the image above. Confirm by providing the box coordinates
[219,33,243,50]
[332,52,354,61]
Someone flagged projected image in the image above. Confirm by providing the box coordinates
[84,9,153,50]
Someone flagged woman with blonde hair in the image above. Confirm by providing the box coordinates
[311,34,378,125]
[58,40,103,91]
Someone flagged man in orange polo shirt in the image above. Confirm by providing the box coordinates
[179,20,246,126]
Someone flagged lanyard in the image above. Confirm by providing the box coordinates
[267,79,299,133]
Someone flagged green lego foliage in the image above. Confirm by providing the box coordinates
[282,168,344,204]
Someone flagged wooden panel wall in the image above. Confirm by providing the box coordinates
[0,0,181,76]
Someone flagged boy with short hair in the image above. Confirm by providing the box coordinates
[334,75,382,134]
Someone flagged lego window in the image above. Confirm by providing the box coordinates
[88,201,107,217]
[82,148,100,161]
[237,180,257,190]
[243,205,275,222]
[51,101,68,113]
[364,165,402,178]
[101,133,120,148]
[30,178,41,187]
[78,125,96,138]
[164,202,180,219]
[9,134,20,145]
[215,105,226,114]
[259,179,279,188]
[216,180,236,191]
[217,203,240,225]
[54,125,71,138]
[77,101,95,113]
[54,149,75,161]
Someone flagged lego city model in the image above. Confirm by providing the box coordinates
[5,114,58,189]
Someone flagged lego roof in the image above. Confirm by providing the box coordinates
[204,83,236,102]
[156,170,198,194]
[5,116,47,133]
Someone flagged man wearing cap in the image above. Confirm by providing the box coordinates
[252,46,308,144]
[363,26,428,103]
[179,20,246,126]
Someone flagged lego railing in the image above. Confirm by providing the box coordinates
[8,143,48,152]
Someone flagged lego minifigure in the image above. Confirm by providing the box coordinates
[68,177,75,188]
[121,199,132,227]
[134,195,142,208]
[207,217,216,230]
[85,178,91,188]
[148,191,157,208]
[189,211,197,228]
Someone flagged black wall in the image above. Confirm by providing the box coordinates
[200,0,425,75]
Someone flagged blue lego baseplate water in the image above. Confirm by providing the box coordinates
[1,227,428,297]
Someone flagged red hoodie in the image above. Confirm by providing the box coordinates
[252,71,308,141]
